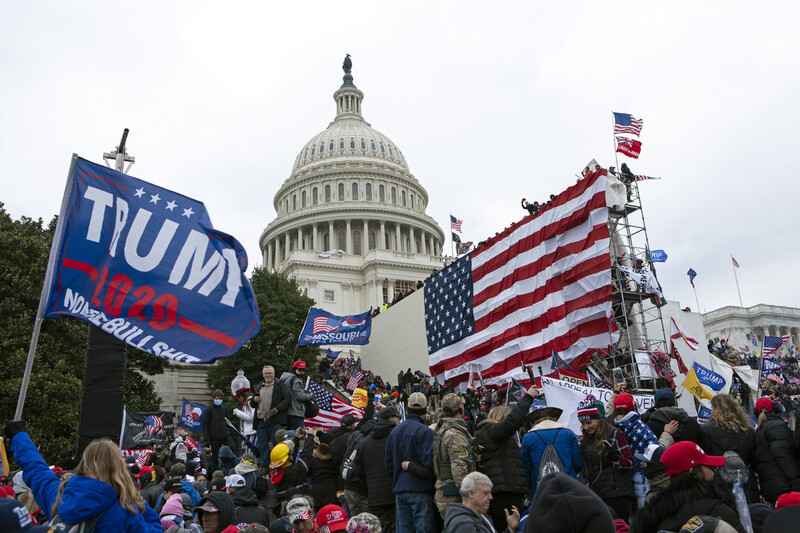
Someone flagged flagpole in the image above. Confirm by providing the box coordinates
[449,212,454,258]
[15,154,79,419]
[692,284,701,314]
[292,306,314,364]
[612,113,620,170]
[731,255,743,307]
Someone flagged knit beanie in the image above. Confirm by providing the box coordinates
[577,396,601,422]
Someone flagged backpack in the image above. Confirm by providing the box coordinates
[433,423,479,477]
[341,430,367,482]
[534,429,564,482]
[49,509,107,533]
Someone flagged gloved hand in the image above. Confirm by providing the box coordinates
[266,408,278,420]
[5,420,26,442]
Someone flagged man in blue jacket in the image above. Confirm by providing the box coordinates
[384,392,435,533]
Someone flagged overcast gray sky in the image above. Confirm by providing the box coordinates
[2,1,798,315]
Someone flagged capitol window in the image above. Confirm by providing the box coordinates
[313,187,318,205]
[320,143,324,153]
[324,290,335,302]
[293,195,297,210]
[368,231,376,250]
[379,184,385,202]
[339,139,344,150]
[311,146,315,156]
[360,140,366,150]
[366,183,372,201]
[352,182,358,201]
[330,141,335,151]
[350,139,355,149]
[325,185,331,203]
[338,183,345,201]
[388,146,394,156]
[380,143,385,153]
[337,231,346,251]
[302,191,307,208]
[371,141,376,151]
[353,230,361,255]
[391,187,396,204]
[401,190,406,206]
[410,194,414,208]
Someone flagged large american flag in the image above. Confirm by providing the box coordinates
[613,112,643,136]
[304,378,364,430]
[313,316,337,334]
[425,170,618,389]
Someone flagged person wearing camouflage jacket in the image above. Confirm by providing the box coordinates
[433,392,475,519]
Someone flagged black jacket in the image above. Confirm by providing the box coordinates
[642,406,702,445]
[271,436,312,504]
[632,478,745,533]
[699,420,758,502]
[231,486,269,525]
[474,393,532,495]
[753,415,800,502]
[307,437,340,509]
[250,379,290,426]
[202,404,230,442]
[138,480,163,510]
[581,432,634,502]
[330,400,375,493]
[354,420,396,507]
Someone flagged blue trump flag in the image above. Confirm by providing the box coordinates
[299,308,372,346]
[687,268,697,288]
[692,362,726,391]
[179,398,207,431]
[42,156,260,363]
[650,250,668,262]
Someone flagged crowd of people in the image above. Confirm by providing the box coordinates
[5,356,800,533]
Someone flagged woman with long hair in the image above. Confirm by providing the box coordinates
[474,385,535,531]
[577,396,635,522]
[5,420,161,531]
[752,397,800,504]
[699,393,758,502]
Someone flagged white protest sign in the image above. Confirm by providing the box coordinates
[541,377,655,434]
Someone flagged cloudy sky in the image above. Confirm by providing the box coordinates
[2,2,798,314]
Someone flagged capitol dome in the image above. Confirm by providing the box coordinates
[260,56,445,317]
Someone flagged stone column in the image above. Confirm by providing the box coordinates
[285,232,290,257]
[380,220,386,249]
[297,227,303,251]
[328,221,334,251]
[429,235,435,256]
[395,223,401,252]
[313,224,318,252]
[410,226,417,253]
[267,241,273,272]
[362,220,369,254]
[388,278,395,302]
[346,219,352,254]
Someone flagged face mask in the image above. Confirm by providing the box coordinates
[214,399,223,406]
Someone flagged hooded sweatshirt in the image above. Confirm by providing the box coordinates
[524,472,615,533]
[196,491,236,532]
[160,493,186,530]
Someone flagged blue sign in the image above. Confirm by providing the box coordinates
[692,362,726,391]
[762,357,783,372]
[697,405,712,422]
[43,157,260,363]
[299,308,372,346]
[179,398,207,431]
[650,250,668,262]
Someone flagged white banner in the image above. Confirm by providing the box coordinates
[541,377,655,434]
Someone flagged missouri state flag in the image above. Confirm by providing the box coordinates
[41,156,260,364]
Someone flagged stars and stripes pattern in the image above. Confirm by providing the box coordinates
[425,169,618,389]
[763,335,791,355]
[634,175,660,181]
[346,369,363,391]
[450,215,463,233]
[144,415,164,437]
[732,256,740,269]
[613,112,643,136]
[304,378,364,431]
[615,136,642,159]
[121,449,155,467]
[313,316,337,334]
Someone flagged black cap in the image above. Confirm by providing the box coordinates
[340,414,357,427]
[164,479,183,493]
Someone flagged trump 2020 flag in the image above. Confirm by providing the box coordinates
[299,308,372,346]
[42,156,260,363]
[179,398,207,431]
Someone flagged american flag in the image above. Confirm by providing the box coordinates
[425,169,618,389]
[732,256,740,269]
[313,316,337,334]
[450,215,463,233]
[144,415,164,437]
[613,112,643,136]
[763,335,791,355]
[634,175,660,181]
[304,378,364,430]
[121,449,155,467]
[346,369,363,391]
[615,137,642,159]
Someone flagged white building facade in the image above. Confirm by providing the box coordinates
[702,304,800,352]
[259,61,445,316]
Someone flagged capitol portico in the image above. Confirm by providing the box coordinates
[259,57,445,315]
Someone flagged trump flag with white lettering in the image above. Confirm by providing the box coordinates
[426,169,618,389]
[42,156,260,363]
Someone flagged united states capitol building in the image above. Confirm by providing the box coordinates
[258,56,445,316]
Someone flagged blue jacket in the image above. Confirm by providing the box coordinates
[520,421,583,497]
[11,432,161,532]
[384,414,435,494]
